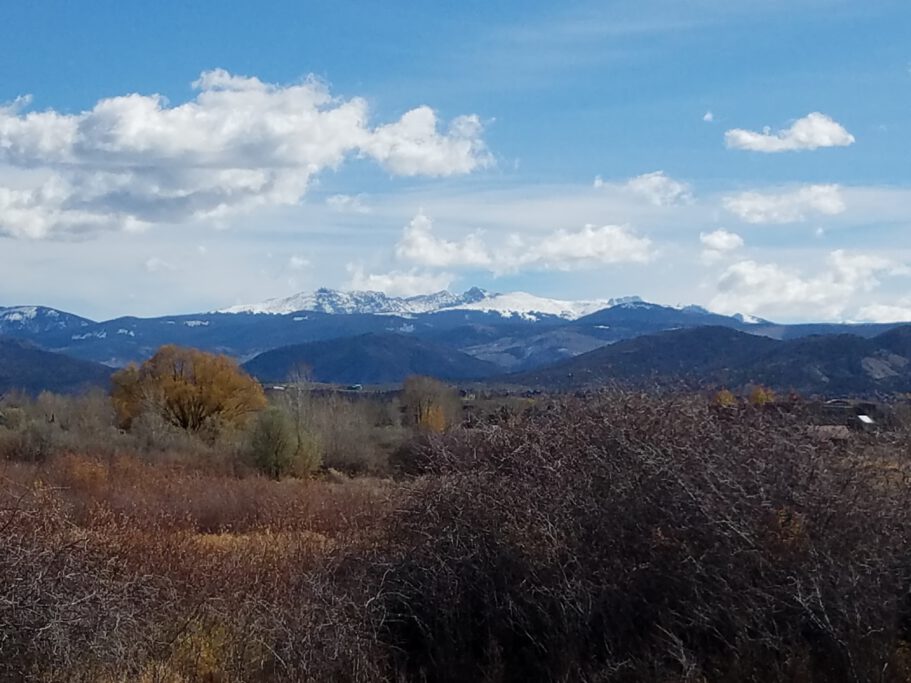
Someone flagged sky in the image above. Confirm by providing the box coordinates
[1,0,910,323]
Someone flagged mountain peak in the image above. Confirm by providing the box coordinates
[0,305,93,336]
[461,286,489,302]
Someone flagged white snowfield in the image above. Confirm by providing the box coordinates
[449,292,644,321]
[221,288,468,316]
[219,287,645,321]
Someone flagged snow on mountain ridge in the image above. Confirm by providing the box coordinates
[221,287,489,316]
[221,288,641,320]
[0,305,92,335]
[451,292,643,320]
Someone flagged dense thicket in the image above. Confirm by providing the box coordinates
[358,397,911,682]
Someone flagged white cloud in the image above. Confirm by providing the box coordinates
[725,112,855,153]
[0,181,151,239]
[353,216,652,297]
[361,108,491,176]
[710,250,902,319]
[512,223,652,271]
[700,229,743,252]
[723,184,846,224]
[703,111,714,123]
[700,229,743,263]
[346,264,453,297]
[394,212,652,274]
[0,69,490,239]
[395,212,492,268]
[856,302,911,323]
[624,171,692,206]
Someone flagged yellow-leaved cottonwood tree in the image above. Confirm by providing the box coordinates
[111,345,266,431]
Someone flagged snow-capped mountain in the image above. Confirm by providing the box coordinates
[221,287,640,321]
[221,287,487,316]
[450,292,643,320]
[0,306,93,336]
[5,294,907,384]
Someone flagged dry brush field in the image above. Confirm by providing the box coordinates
[4,393,911,682]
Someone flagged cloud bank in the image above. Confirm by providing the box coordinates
[0,69,491,239]
[711,250,904,319]
[394,212,653,275]
[346,264,453,298]
[723,184,846,224]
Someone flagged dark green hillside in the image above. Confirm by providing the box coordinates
[508,325,911,396]
[511,327,777,390]
[243,333,499,385]
[0,337,112,394]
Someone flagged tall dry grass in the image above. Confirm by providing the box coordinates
[0,452,396,682]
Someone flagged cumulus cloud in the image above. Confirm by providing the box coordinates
[0,69,490,239]
[394,213,652,274]
[514,224,652,270]
[360,108,490,176]
[723,184,846,224]
[624,171,692,206]
[395,212,492,268]
[346,264,453,297]
[703,111,714,123]
[724,112,855,152]
[700,229,743,252]
[710,250,903,319]
[700,229,743,263]
[0,176,156,239]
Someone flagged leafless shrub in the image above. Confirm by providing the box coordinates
[306,393,405,475]
[359,394,911,682]
[0,485,171,681]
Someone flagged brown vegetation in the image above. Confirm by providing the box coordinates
[3,383,911,681]
[401,375,462,432]
[111,345,267,431]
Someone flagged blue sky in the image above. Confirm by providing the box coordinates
[1,0,910,322]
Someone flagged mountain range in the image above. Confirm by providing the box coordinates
[509,325,911,396]
[2,287,911,396]
[221,286,643,320]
